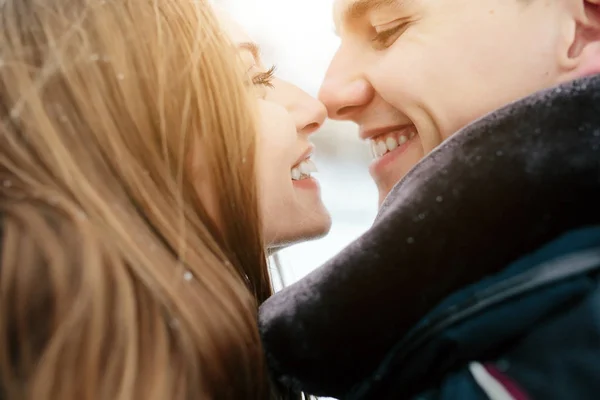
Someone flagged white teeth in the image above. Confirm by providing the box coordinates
[304,159,318,173]
[376,141,387,157]
[386,137,398,151]
[291,159,317,181]
[299,162,310,175]
[369,129,418,160]
[299,160,315,175]
[291,168,301,180]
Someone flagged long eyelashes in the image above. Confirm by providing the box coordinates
[252,65,276,88]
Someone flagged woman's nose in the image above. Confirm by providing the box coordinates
[295,93,327,136]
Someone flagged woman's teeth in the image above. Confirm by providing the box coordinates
[291,159,317,181]
[371,128,417,159]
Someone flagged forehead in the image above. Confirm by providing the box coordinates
[214,8,262,63]
[214,8,253,44]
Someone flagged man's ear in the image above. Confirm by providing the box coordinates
[561,0,600,78]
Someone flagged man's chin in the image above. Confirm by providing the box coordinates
[370,141,425,208]
[376,184,395,208]
[374,169,408,207]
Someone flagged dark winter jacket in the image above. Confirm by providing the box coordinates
[259,74,600,399]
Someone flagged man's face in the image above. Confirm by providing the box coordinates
[320,0,598,205]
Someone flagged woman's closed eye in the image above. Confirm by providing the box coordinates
[252,65,276,88]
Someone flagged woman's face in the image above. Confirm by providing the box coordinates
[218,12,332,247]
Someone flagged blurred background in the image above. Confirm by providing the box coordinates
[217,0,380,289]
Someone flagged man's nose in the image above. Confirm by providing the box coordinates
[318,76,373,121]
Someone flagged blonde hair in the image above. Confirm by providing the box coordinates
[0,0,275,398]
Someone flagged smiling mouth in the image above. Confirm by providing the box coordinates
[291,158,318,181]
[369,125,418,159]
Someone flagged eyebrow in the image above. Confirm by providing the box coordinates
[237,41,261,63]
[335,0,400,35]
[347,0,398,19]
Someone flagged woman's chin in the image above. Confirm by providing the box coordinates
[265,211,332,251]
